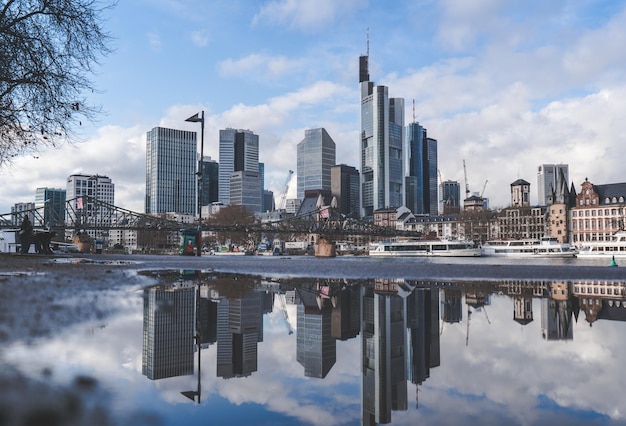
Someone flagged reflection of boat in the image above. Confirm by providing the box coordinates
[578,231,626,257]
[369,239,481,257]
[481,237,576,258]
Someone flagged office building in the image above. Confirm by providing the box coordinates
[360,53,404,217]
[198,156,219,212]
[331,164,360,218]
[219,128,260,207]
[66,174,115,235]
[10,202,35,226]
[146,127,197,215]
[34,187,66,228]
[441,180,461,214]
[296,128,336,200]
[537,164,569,206]
[405,123,438,215]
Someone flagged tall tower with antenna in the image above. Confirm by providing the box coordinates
[359,30,405,217]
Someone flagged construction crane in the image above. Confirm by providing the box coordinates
[463,159,470,198]
[277,170,294,211]
[480,180,488,198]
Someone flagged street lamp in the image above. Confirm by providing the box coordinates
[185,111,205,257]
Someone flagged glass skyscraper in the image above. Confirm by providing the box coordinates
[359,54,404,217]
[145,127,197,215]
[405,122,438,215]
[537,164,569,206]
[219,128,260,209]
[296,128,336,200]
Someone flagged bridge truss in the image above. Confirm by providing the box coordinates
[1,196,420,243]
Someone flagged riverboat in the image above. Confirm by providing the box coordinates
[481,236,577,258]
[577,231,626,257]
[368,239,482,257]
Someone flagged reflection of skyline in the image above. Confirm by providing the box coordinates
[362,280,407,425]
[138,272,626,425]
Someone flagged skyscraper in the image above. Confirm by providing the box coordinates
[405,122,438,215]
[296,128,336,200]
[198,156,219,211]
[145,127,197,215]
[219,128,260,210]
[331,164,360,218]
[360,53,404,217]
[66,174,115,235]
[34,187,66,227]
[537,164,569,206]
[440,180,461,214]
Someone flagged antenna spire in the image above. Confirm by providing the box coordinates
[412,99,415,123]
[366,27,369,56]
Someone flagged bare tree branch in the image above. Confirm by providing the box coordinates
[0,0,115,166]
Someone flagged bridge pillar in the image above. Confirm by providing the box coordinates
[314,238,336,258]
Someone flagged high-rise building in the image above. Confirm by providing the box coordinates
[219,128,260,209]
[441,180,461,214]
[330,164,360,218]
[360,54,404,217]
[34,187,66,227]
[537,164,569,206]
[405,123,438,215]
[146,127,197,215]
[198,156,219,212]
[296,128,336,201]
[66,174,115,235]
[511,179,531,208]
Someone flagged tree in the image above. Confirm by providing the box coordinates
[0,0,114,166]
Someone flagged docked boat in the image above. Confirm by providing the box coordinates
[481,236,577,258]
[577,231,626,257]
[369,239,482,257]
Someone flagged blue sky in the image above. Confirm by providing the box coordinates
[3,0,626,213]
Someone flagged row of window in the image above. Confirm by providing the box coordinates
[572,208,624,217]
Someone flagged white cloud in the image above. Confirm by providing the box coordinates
[189,29,210,47]
[252,0,365,31]
[146,32,162,51]
[218,53,306,81]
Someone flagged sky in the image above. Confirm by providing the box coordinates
[3,0,626,214]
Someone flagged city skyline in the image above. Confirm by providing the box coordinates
[2,1,626,213]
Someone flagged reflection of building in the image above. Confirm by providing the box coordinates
[541,282,577,340]
[216,291,263,379]
[142,286,195,380]
[331,286,361,341]
[407,288,441,408]
[572,281,626,326]
[296,284,336,378]
[441,289,463,324]
[361,283,407,425]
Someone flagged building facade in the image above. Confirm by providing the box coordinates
[331,164,360,219]
[219,128,260,210]
[360,53,404,217]
[537,164,569,206]
[146,127,197,215]
[34,187,66,228]
[296,128,336,201]
[441,180,461,215]
[570,179,626,244]
[66,174,115,236]
[199,156,219,212]
[405,122,438,216]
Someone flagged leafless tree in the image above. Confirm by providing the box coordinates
[0,0,115,166]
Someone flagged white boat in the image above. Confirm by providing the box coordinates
[578,231,626,257]
[369,239,482,257]
[481,236,577,258]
